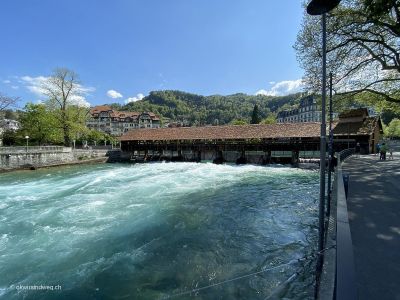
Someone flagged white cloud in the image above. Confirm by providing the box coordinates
[69,95,91,107]
[21,75,48,96]
[107,89,123,99]
[1,78,19,89]
[125,93,145,104]
[256,79,304,96]
[20,75,93,107]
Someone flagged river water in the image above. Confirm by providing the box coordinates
[0,163,319,299]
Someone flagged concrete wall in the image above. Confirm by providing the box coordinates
[0,147,110,171]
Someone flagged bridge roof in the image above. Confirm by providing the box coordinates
[332,116,381,136]
[119,123,322,142]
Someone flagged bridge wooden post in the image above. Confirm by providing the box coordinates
[291,150,299,165]
[267,150,272,163]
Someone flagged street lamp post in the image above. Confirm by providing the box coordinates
[307,0,341,291]
[327,72,334,217]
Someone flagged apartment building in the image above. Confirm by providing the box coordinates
[277,95,323,123]
[86,105,161,136]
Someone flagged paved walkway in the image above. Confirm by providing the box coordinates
[342,153,400,300]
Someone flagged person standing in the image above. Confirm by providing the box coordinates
[376,143,381,156]
[389,146,394,160]
[380,143,388,160]
[355,142,361,157]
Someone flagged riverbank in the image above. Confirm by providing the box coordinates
[0,157,108,173]
[0,146,117,173]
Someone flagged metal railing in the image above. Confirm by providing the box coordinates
[0,146,66,154]
[337,148,355,164]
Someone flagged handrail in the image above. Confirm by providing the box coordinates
[0,146,66,153]
[337,148,355,164]
[335,157,357,299]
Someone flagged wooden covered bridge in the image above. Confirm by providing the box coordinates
[119,123,326,164]
[118,108,382,164]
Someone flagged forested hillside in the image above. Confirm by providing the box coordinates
[111,90,304,126]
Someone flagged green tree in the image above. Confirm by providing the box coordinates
[121,90,301,125]
[261,114,277,124]
[42,68,90,146]
[1,130,22,146]
[386,118,400,138]
[66,105,90,142]
[295,0,400,104]
[231,119,248,125]
[20,103,63,145]
[251,104,261,124]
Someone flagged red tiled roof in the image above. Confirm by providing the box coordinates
[110,111,140,118]
[90,105,113,114]
[120,123,322,141]
[89,106,160,120]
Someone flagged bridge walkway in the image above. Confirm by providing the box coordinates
[342,152,400,300]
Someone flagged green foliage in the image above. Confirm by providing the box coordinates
[251,104,261,124]
[19,103,63,145]
[12,102,91,147]
[261,114,277,124]
[76,128,116,145]
[0,109,19,120]
[295,0,400,104]
[385,118,400,138]
[122,90,302,125]
[1,130,23,146]
[363,0,398,19]
[230,119,248,125]
[43,68,90,146]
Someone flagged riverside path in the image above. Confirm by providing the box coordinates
[342,152,400,300]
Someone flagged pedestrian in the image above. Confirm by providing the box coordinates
[355,142,361,157]
[380,142,388,160]
[330,154,338,172]
[376,143,380,156]
[389,147,393,160]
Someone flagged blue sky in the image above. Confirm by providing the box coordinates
[0,0,306,107]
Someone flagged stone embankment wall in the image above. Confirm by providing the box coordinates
[0,147,119,171]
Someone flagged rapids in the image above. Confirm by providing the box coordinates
[0,162,319,299]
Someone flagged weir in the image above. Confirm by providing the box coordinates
[0,162,320,299]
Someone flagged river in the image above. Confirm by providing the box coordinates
[0,162,319,299]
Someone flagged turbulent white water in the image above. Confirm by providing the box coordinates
[0,163,319,299]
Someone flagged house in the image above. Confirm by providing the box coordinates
[0,119,20,147]
[86,106,161,136]
[332,108,382,154]
[0,119,20,131]
[277,95,324,123]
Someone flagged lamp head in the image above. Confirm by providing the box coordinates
[307,0,341,15]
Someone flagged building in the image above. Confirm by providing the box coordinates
[277,95,324,123]
[86,105,161,136]
[0,119,20,147]
[0,119,20,131]
[332,108,382,154]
